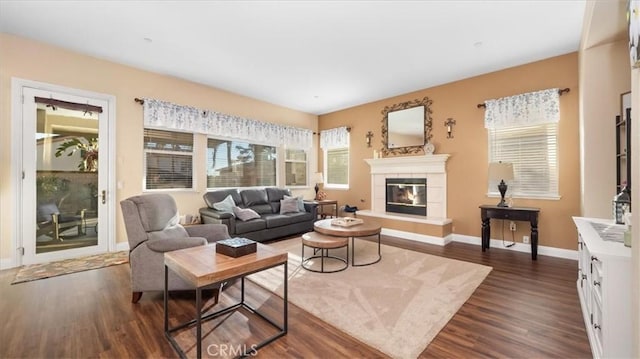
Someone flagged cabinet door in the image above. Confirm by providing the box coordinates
[580,240,592,312]
[590,292,604,358]
[616,115,628,192]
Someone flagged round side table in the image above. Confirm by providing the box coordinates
[301,231,349,273]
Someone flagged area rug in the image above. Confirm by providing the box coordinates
[11,251,128,285]
[248,238,492,359]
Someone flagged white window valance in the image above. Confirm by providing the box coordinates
[320,126,350,149]
[142,98,313,149]
[484,88,560,129]
[143,98,202,131]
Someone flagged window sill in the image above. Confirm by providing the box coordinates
[324,185,349,190]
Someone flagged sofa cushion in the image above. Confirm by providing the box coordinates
[203,189,241,208]
[284,195,305,212]
[263,214,297,228]
[266,187,291,202]
[233,206,261,221]
[213,195,236,214]
[240,189,268,206]
[251,204,274,215]
[235,218,266,234]
[286,211,315,222]
[280,198,300,214]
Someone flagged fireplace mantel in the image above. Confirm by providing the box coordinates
[365,154,450,174]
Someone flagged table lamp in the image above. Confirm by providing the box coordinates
[313,172,324,200]
[488,162,514,207]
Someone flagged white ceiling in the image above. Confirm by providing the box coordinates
[0,1,588,115]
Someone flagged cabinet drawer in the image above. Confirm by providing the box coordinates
[485,209,531,221]
[488,210,511,219]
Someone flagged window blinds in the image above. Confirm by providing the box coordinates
[488,123,558,198]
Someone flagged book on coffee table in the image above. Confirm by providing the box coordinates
[216,237,257,257]
[331,217,364,227]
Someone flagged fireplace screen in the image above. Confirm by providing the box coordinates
[386,178,427,216]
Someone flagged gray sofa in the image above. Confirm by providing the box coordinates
[199,187,317,242]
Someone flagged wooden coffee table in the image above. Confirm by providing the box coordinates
[313,218,382,266]
[164,243,288,359]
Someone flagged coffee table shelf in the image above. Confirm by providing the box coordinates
[164,243,288,359]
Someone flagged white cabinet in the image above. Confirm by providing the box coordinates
[573,217,632,358]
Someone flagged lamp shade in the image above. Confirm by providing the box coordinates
[488,162,514,181]
[313,172,324,184]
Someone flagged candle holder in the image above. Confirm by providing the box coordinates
[444,118,456,139]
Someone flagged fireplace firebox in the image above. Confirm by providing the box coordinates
[385,178,427,216]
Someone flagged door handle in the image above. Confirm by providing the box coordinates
[101,190,106,204]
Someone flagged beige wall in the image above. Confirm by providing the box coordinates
[0,33,318,263]
[319,53,581,250]
[579,39,632,218]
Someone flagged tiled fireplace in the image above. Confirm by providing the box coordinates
[361,154,452,245]
[364,154,450,219]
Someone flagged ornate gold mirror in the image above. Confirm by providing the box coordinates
[381,96,433,156]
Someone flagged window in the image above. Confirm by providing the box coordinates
[488,123,558,198]
[144,129,193,190]
[206,138,276,188]
[324,147,349,188]
[320,126,350,189]
[284,148,307,187]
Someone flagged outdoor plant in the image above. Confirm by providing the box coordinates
[36,175,70,204]
[55,137,98,172]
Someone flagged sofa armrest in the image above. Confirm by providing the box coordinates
[185,224,231,243]
[146,237,207,253]
[200,207,236,235]
[304,201,318,218]
[199,207,233,220]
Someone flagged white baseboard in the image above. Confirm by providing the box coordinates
[381,228,453,246]
[0,257,18,270]
[380,230,577,260]
[116,241,130,251]
[452,234,577,260]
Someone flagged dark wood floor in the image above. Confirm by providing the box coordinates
[0,236,592,358]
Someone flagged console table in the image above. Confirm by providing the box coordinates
[479,205,540,260]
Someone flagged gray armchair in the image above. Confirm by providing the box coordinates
[120,193,231,303]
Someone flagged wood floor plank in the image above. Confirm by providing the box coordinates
[0,235,591,358]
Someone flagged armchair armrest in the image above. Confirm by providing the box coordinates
[146,237,207,253]
[184,224,231,243]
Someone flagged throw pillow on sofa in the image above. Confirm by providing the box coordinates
[280,198,300,214]
[213,194,236,214]
[233,206,261,221]
[284,195,305,212]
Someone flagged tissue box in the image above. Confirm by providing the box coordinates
[215,237,257,257]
